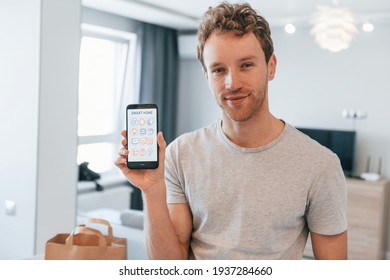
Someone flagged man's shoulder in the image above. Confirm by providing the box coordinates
[283,123,345,185]
[283,123,340,168]
[285,124,334,153]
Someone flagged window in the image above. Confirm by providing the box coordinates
[77,24,138,175]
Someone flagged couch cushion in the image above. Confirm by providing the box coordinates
[120,209,144,230]
[78,208,122,225]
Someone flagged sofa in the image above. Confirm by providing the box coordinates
[77,208,148,260]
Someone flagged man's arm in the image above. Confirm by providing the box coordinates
[143,189,193,259]
[310,230,348,259]
[115,131,192,259]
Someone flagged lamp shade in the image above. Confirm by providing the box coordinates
[310,6,358,52]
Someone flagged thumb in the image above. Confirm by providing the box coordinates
[157,131,167,162]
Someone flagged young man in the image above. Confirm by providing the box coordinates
[116,2,347,259]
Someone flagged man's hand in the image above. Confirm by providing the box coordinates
[115,130,167,194]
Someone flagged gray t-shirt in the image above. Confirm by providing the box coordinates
[165,120,347,259]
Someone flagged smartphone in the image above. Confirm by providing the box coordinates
[126,104,159,169]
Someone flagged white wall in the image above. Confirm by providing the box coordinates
[0,0,80,259]
[269,24,390,179]
[0,0,40,259]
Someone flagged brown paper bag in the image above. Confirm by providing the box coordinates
[45,218,127,260]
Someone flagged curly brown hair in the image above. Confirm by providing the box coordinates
[197,2,274,72]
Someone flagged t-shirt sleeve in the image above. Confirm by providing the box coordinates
[306,154,348,235]
[165,141,188,204]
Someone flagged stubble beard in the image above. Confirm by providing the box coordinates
[219,85,267,123]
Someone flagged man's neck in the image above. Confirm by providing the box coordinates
[221,112,284,148]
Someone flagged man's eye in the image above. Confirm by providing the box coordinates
[212,68,225,74]
[242,63,253,69]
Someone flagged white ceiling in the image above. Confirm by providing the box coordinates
[83,0,390,30]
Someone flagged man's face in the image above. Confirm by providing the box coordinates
[203,32,276,122]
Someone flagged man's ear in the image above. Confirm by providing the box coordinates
[267,54,277,81]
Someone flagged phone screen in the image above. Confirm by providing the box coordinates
[126,104,158,169]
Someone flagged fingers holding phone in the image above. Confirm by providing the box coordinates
[115,104,166,192]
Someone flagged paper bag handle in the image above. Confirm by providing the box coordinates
[74,225,103,236]
[66,226,107,247]
[84,217,113,238]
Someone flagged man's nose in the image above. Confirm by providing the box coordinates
[225,69,242,92]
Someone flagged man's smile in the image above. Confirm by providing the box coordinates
[224,93,250,106]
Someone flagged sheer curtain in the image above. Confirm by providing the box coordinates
[138,23,179,145]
